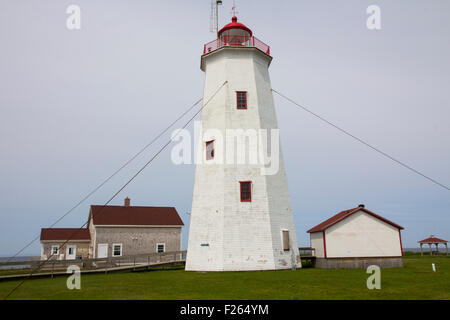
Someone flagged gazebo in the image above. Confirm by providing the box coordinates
[418,235,448,256]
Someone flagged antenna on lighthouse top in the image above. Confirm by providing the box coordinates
[231,0,238,16]
[210,0,223,35]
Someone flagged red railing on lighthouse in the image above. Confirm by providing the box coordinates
[203,35,271,56]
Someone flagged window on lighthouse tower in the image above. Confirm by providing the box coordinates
[282,230,290,251]
[206,140,214,160]
[236,91,247,109]
[240,181,252,202]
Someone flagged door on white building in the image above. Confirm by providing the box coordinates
[97,244,108,258]
[66,245,77,260]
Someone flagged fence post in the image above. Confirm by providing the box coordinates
[51,262,54,279]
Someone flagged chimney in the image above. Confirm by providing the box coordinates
[124,197,130,207]
[358,204,365,208]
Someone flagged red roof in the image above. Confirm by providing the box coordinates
[218,16,252,37]
[40,228,91,241]
[307,206,404,233]
[90,205,184,226]
[418,235,448,243]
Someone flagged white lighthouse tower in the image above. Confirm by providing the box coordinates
[186,16,301,271]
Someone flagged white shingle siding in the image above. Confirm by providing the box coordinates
[186,48,301,271]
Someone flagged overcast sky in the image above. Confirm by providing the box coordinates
[0,0,449,256]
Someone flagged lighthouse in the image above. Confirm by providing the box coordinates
[185,16,301,271]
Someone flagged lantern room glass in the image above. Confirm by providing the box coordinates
[219,28,252,47]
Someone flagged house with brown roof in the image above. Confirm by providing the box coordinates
[40,228,91,260]
[40,198,184,260]
[307,204,404,268]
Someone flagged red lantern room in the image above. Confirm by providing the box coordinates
[203,16,270,56]
[218,16,252,46]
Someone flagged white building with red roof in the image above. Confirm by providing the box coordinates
[307,204,404,268]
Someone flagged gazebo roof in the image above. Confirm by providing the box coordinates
[218,16,253,37]
[418,235,448,244]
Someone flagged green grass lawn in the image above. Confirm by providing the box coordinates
[0,254,449,300]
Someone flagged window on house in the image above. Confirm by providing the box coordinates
[240,181,252,202]
[236,91,247,109]
[112,244,122,257]
[51,246,59,255]
[206,140,214,160]
[157,243,165,253]
[282,230,290,251]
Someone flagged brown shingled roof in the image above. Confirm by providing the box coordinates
[40,228,91,241]
[418,235,448,244]
[90,205,184,226]
[307,206,404,233]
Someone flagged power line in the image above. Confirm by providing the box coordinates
[272,88,450,191]
[5,97,203,264]
[3,81,227,300]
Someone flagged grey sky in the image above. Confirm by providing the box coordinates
[0,0,449,256]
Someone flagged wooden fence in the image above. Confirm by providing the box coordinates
[0,250,187,275]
